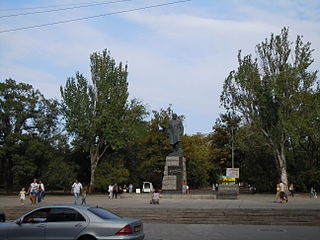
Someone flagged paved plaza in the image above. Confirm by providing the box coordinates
[1,193,320,240]
[1,193,319,210]
[143,223,320,240]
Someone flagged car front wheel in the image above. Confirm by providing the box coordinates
[78,235,96,240]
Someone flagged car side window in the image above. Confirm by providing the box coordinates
[47,208,85,222]
[22,208,50,223]
[88,207,120,220]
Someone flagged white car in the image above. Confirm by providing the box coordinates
[142,182,154,193]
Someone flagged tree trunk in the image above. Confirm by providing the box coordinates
[261,128,289,191]
[88,139,109,193]
[89,152,99,193]
[4,158,14,193]
[275,142,288,192]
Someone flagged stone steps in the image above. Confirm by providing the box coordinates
[3,207,320,226]
[110,208,320,226]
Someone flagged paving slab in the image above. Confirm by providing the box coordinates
[143,223,320,240]
[1,193,319,210]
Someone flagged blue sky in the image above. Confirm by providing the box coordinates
[1,0,320,134]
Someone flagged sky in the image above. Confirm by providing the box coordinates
[0,0,319,135]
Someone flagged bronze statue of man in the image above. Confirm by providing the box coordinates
[166,113,184,156]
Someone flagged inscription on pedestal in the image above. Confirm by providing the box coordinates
[216,184,239,200]
[162,156,186,191]
[168,166,182,175]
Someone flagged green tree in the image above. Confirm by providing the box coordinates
[135,107,173,189]
[290,91,320,167]
[221,28,318,187]
[60,49,145,192]
[287,90,320,191]
[235,123,278,192]
[0,79,60,191]
[44,157,77,191]
[209,114,241,172]
[182,134,213,188]
[94,161,129,191]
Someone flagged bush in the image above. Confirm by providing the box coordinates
[94,162,129,192]
[44,158,77,191]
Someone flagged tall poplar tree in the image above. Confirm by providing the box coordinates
[60,49,130,192]
[221,28,318,187]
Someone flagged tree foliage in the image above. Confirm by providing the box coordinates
[221,27,318,187]
[60,49,147,192]
[209,114,241,172]
[134,107,173,189]
[0,79,61,191]
[94,161,129,191]
[182,134,213,188]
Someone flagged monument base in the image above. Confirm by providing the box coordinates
[216,184,239,200]
[162,156,187,191]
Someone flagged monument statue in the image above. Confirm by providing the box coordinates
[166,113,184,156]
[161,113,187,191]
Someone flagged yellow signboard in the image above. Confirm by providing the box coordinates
[222,176,236,182]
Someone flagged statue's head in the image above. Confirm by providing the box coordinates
[172,113,177,119]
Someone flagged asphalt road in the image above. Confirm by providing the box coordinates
[143,223,320,240]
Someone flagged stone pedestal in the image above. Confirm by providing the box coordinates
[216,184,239,200]
[162,156,187,191]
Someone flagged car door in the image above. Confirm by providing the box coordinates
[45,207,88,240]
[7,208,49,240]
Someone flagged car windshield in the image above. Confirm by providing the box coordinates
[88,207,120,220]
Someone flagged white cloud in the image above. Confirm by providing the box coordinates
[1,0,319,134]
[0,64,62,99]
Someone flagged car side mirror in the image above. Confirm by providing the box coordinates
[16,218,22,225]
[0,211,5,222]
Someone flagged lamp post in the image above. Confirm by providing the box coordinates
[231,126,234,169]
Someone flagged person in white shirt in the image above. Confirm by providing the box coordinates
[150,189,160,204]
[19,187,26,205]
[108,185,113,199]
[279,181,288,203]
[71,179,83,205]
[28,178,39,205]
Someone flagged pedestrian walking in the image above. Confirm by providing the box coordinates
[275,183,281,202]
[186,185,190,194]
[71,179,83,205]
[19,187,26,205]
[182,181,187,194]
[112,183,118,199]
[310,187,317,198]
[289,184,294,197]
[81,188,87,205]
[28,178,39,205]
[118,185,123,194]
[108,184,113,199]
[279,181,288,203]
[37,180,45,203]
[128,183,133,193]
[39,180,45,202]
[123,184,128,193]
